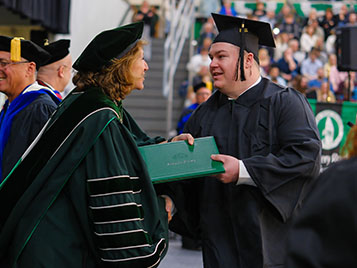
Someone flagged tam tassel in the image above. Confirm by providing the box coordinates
[10,37,24,62]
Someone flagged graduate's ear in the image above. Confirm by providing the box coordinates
[244,52,255,69]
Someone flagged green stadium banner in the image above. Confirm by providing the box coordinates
[308,99,357,169]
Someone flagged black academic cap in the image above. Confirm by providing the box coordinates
[0,35,51,69]
[211,13,275,81]
[193,81,208,92]
[73,21,143,72]
[41,39,70,65]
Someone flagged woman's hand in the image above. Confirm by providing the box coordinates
[170,133,194,145]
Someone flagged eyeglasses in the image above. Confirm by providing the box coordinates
[0,60,29,68]
[57,64,75,74]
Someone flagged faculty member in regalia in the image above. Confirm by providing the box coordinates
[163,14,322,268]
[0,22,172,268]
[0,36,60,181]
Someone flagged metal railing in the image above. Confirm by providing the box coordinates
[162,0,195,137]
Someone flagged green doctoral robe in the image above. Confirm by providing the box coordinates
[0,86,168,268]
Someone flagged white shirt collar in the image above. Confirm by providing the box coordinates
[228,76,262,100]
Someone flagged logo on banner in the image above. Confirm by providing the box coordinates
[316,109,344,150]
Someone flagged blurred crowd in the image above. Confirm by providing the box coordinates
[184,1,357,105]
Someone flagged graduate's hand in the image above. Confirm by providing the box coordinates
[211,154,239,184]
[170,133,194,145]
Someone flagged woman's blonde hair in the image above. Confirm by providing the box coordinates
[72,40,146,100]
[341,124,357,158]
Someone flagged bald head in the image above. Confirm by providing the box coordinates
[37,53,72,92]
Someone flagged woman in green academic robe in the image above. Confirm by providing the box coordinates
[0,22,172,268]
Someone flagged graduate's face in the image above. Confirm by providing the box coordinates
[0,51,34,101]
[209,42,240,93]
[131,48,149,90]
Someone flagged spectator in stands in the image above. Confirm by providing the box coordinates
[325,29,336,55]
[334,4,349,27]
[258,47,273,77]
[314,39,328,64]
[291,74,314,98]
[319,8,336,41]
[186,46,211,76]
[306,19,325,42]
[324,53,348,93]
[176,81,211,134]
[133,0,155,60]
[300,24,319,54]
[260,9,277,29]
[316,80,336,103]
[347,11,357,25]
[338,71,356,101]
[278,13,301,40]
[308,67,333,92]
[275,3,295,26]
[303,8,319,28]
[277,47,299,83]
[197,21,216,52]
[252,1,266,19]
[288,38,306,65]
[267,63,287,86]
[192,64,213,91]
[301,47,323,80]
[218,0,237,17]
[273,31,289,62]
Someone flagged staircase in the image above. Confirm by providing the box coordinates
[123,37,189,139]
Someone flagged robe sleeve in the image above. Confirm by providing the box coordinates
[122,108,165,145]
[243,89,321,222]
[84,120,167,267]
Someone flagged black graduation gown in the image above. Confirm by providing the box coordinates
[285,157,357,268]
[166,78,321,268]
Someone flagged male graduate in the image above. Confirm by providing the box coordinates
[164,14,322,267]
[37,39,72,99]
[0,36,61,181]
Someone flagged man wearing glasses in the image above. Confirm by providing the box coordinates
[0,36,61,181]
[37,39,72,99]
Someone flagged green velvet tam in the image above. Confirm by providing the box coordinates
[73,21,144,72]
[0,35,51,68]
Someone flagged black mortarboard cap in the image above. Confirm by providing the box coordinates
[73,22,143,72]
[0,35,51,69]
[211,13,275,81]
[41,39,70,65]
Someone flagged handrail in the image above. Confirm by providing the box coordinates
[118,0,132,26]
[162,0,195,137]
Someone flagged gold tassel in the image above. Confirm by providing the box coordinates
[44,39,49,46]
[10,37,24,62]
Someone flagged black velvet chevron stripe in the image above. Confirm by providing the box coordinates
[97,230,152,249]
[103,239,166,268]
[91,204,144,223]
[87,176,140,196]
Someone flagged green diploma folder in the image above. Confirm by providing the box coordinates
[138,136,225,184]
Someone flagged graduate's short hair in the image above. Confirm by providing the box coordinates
[72,40,146,100]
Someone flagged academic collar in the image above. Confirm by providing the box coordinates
[228,76,262,101]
